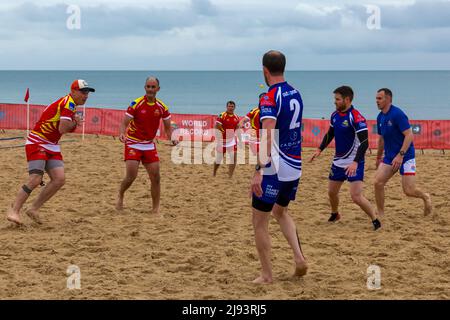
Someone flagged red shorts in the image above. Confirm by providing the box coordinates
[25,144,63,161]
[124,145,159,163]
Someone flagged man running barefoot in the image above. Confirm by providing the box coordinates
[116,77,178,215]
[250,50,307,284]
[373,88,432,217]
[7,79,94,225]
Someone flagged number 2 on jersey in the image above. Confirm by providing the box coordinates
[289,99,301,129]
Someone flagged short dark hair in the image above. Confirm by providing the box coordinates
[226,100,235,106]
[145,77,160,86]
[262,50,286,75]
[378,88,393,99]
[333,86,354,101]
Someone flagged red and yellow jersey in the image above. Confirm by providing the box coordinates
[27,94,76,145]
[245,106,260,131]
[125,96,171,143]
[216,111,239,140]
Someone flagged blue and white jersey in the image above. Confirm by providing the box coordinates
[331,106,368,168]
[377,105,415,161]
[259,82,303,182]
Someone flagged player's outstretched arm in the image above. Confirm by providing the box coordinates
[310,126,334,162]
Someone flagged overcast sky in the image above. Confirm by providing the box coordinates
[0,0,449,70]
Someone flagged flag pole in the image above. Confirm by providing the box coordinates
[25,88,30,136]
[26,100,30,136]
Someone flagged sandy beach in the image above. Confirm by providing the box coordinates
[0,130,449,299]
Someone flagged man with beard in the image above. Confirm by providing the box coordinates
[310,86,381,230]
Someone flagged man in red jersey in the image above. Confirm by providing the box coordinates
[116,77,178,215]
[6,79,95,225]
[213,100,240,178]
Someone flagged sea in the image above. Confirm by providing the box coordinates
[0,71,449,120]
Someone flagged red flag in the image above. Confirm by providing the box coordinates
[24,88,30,103]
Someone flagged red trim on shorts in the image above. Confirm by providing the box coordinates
[403,173,416,176]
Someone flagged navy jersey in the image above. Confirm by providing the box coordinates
[259,82,303,182]
[331,106,368,168]
[377,105,414,161]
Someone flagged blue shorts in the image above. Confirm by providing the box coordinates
[383,156,416,176]
[252,174,300,212]
[329,162,364,182]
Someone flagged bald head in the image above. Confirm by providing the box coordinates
[145,76,160,86]
[262,50,286,75]
[144,76,160,102]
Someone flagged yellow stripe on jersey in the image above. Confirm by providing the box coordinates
[40,123,54,133]
[46,104,62,123]
[31,130,50,140]
[156,98,169,111]
[48,95,75,123]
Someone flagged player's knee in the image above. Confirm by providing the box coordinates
[272,210,283,221]
[350,192,362,204]
[52,175,66,188]
[125,173,138,183]
[28,175,43,189]
[402,185,416,197]
[149,172,160,184]
[374,178,385,189]
[252,214,269,230]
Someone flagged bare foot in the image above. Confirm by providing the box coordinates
[294,260,308,277]
[6,207,22,226]
[252,276,273,284]
[115,196,124,211]
[25,208,42,224]
[151,208,163,218]
[424,193,432,216]
[376,209,384,217]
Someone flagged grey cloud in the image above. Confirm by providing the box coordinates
[0,0,449,70]
[0,2,200,39]
[377,1,450,29]
[3,1,450,39]
[191,0,217,16]
[344,1,450,30]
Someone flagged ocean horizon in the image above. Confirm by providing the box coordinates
[1,70,449,120]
